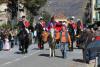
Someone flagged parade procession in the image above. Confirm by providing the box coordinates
[0,0,99,67]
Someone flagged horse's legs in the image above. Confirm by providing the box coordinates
[53,49,55,57]
[21,41,25,54]
[25,44,28,53]
[49,48,52,57]
[21,44,25,54]
[19,41,22,51]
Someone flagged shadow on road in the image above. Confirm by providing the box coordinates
[39,54,63,58]
[32,48,40,50]
[45,49,49,50]
[14,51,23,54]
[73,59,85,63]
[55,56,63,58]
[39,54,49,57]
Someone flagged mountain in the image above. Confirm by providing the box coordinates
[40,0,87,19]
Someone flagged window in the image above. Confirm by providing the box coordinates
[96,12,100,21]
[96,0,100,8]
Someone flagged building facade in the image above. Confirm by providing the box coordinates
[93,0,100,22]
[84,0,100,24]
[0,3,8,25]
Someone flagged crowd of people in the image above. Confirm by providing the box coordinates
[0,28,18,51]
[0,15,100,67]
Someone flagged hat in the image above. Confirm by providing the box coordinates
[62,22,66,25]
[77,19,80,21]
[39,17,43,20]
[72,16,75,19]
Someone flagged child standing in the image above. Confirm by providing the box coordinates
[3,35,10,51]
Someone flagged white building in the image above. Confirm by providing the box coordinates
[0,3,8,25]
[84,0,100,24]
[17,3,26,18]
[92,0,100,23]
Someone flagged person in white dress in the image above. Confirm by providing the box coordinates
[3,36,10,51]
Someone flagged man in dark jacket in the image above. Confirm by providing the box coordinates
[85,26,100,67]
[79,27,95,62]
[35,22,44,49]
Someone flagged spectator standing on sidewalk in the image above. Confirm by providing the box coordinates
[3,34,10,51]
[86,26,100,67]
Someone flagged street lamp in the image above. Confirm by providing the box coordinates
[17,0,25,20]
[17,0,19,18]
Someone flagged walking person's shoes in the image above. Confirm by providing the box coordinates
[62,55,67,59]
[69,47,73,51]
[19,48,22,51]
[25,50,28,54]
[22,51,25,54]
[3,49,10,51]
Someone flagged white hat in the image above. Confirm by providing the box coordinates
[72,16,75,19]
[39,17,43,20]
[62,22,66,25]
[77,19,80,21]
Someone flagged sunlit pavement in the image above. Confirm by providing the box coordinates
[0,42,87,67]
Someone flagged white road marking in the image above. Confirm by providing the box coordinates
[4,62,12,65]
[1,62,13,66]
[13,58,20,62]
[0,50,41,67]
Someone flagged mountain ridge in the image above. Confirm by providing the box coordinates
[40,0,87,19]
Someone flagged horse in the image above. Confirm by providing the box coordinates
[48,28,56,57]
[17,28,29,54]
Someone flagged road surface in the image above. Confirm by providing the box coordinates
[0,42,87,67]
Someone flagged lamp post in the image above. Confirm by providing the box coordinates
[17,0,19,20]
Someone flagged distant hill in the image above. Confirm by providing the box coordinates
[40,0,87,19]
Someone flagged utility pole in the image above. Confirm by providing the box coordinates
[17,0,25,19]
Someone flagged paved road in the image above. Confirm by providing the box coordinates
[0,42,87,67]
